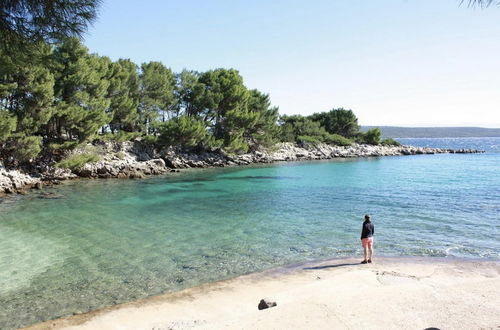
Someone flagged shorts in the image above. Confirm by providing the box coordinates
[361,237,373,248]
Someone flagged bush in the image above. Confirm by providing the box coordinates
[100,131,141,143]
[381,138,402,146]
[48,141,81,151]
[360,128,382,145]
[323,133,352,146]
[297,135,323,145]
[56,153,101,171]
[204,135,223,150]
[141,135,158,144]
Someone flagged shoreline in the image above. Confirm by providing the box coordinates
[0,141,483,196]
[24,256,500,330]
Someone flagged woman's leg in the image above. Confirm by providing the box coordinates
[368,239,374,261]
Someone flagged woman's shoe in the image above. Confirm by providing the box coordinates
[368,259,372,263]
[361,260,368,264]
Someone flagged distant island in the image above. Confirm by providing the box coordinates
[361,126,500,138]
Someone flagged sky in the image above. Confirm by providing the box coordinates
[84,0,500,128]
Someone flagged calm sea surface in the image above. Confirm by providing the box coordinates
[1,137,499,328]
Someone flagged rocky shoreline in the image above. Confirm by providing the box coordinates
[0,141,482,195]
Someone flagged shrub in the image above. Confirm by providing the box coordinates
[381,138,402,146]
[48,141,81,151]
[56,153,101,171]
[141,135,158,144]
[100,131,141,143]
[297,135,323,145]
[323,133,352,146]
[360,128,382,145]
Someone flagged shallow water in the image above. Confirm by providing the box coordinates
[0,138,499,328]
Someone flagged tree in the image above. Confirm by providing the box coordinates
[50,38,110,142]
[157,115,207,148]
[175,70,206,117]
[139,61,176,134]
[310,108,360,138]
[362,128,382,145]
[197,69,249,143]
[0,111,16,143]
[279,115,327,143]
[0,0,102,51]
[106,59,140,133]
[244,89,279,148]
[0,44,55,136]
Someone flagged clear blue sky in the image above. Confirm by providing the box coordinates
[84,0,500,127]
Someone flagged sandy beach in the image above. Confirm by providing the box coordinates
[25,257,500,330]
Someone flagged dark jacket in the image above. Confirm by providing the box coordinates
[361,220,374,239]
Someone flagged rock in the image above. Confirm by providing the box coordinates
[258,298,277,310]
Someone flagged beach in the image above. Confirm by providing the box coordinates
[26,257,500,330]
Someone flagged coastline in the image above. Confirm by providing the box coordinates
[24,256,500,330]
[0,141,482,195]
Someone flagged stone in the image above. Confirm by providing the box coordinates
[258,298,277,310]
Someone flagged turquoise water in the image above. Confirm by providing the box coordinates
[1,138,499,328]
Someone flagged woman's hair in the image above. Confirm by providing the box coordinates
[364,214,370,221]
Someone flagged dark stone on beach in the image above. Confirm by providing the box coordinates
[258,298,277,310]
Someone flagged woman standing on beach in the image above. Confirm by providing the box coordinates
[361,215,374,264]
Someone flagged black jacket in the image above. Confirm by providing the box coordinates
[361,220,374,239]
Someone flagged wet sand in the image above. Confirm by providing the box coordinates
[26,257,500,330]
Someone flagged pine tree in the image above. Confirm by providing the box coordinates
[107,59,140,133]
[139,61,176,134]
[50,38,110,142]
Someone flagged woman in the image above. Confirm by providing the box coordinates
[360,214,374,264]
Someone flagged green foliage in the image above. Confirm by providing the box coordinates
[48,141,80,150]
[141,135,158,145]
[157,116,207,148]
[296,135,323,145]
[99,131,141,143]
[139,61,176,133]
[380,138,402,146]
[204,135,224,150]
[50,38,111,142]
[12,135,42,161]
[107,59,140,133]
[323,133,353,146]
[56,153,100,171]
[244,89,279,148]
[0,0,101,52]
[279,115,326,143]
[309,108,360,138]
[175,70,205,117]
[197,69,249,140]
[361,128,382,145]
[0,111,16,142]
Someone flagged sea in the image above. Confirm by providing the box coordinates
[0,137,499,329]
